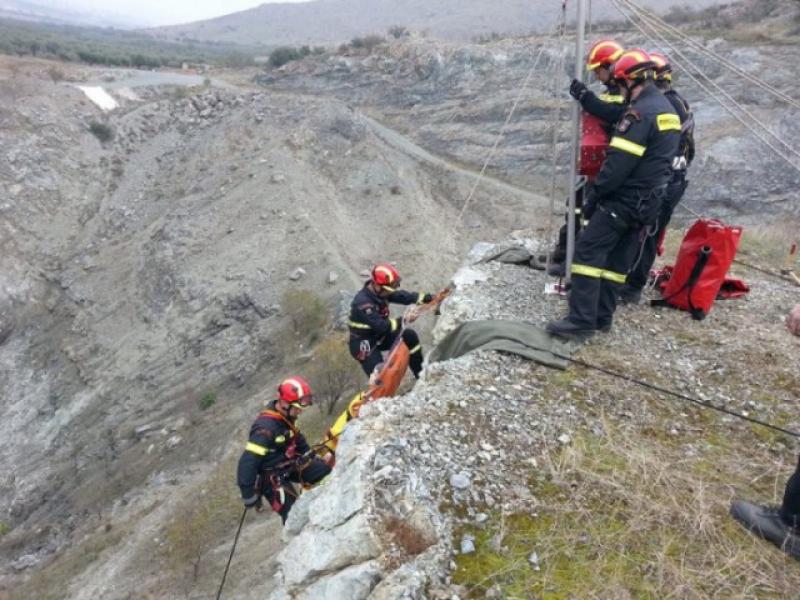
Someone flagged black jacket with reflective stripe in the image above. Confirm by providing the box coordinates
[348,283,421,340]
[593,83,680,200]
[580,84,627,130]
[664,88,695,168]
[236,402,310,500]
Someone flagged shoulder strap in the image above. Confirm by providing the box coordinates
[258,410,298,435]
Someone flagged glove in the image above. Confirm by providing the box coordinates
[422,293,434,303]
[243,494,263,511]
[787,304,800,336]
[582,190,598,220]
[569,78,588,102]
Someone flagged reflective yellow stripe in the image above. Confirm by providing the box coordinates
[416,291,426,305]
[390,318,399,332]
[601,270,627,284]
[572,263,627,284]
[599,93,625,104]
[245,442,269,456]
[609,136,646,157]
[275,435,286,444]
[348,320,371,330]
[409,344,421,354]
[656,113,681,132]
[572,264,605,279]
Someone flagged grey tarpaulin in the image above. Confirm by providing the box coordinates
[429,320,578,370]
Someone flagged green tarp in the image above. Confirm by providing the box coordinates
[429,319,577,370]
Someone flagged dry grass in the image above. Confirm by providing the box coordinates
[454,418,800,598]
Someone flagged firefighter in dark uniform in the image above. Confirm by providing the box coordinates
[348,263,432,378]
[617,51,696,304]
[536,39,628,275]
[547,49,681,342]
[237,376,331,524]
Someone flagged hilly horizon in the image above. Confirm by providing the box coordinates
[146,0,725,46]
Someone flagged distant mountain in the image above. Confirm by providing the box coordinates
[147,0,725,46]
[0,0,146,28]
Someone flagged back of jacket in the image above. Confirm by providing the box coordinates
[593,83,681,199]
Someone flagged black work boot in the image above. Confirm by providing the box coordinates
[617,286,642,305]
[547,262,566,278]
[546,318,595,343]
[530,254,549,271]
[596,319,613,333]
[730,500,800,559]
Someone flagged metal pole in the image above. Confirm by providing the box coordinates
[565,0,586,285]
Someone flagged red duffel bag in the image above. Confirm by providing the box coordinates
[652,219,743,320]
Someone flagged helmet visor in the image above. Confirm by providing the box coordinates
[290,394,313,409]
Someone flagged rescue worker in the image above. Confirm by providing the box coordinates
[535,39,628,275]
[348,263,432,378]
[546,49,681,342]
[617,51,696,304]
[569,38,628,129]
[731,454,800,559]
[237,376,331,524]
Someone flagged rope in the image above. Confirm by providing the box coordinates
[617,0,800,165]
[619,0,800,112]
[546,350,800,438]
[545,3,570,267]
[610,0,800,175]
[216,507,247,600]
[456,40,551,221]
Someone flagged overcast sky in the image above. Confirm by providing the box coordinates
[52,0,312,26]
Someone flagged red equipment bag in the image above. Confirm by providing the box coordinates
[579,111,609,183]
[652,219,743,320]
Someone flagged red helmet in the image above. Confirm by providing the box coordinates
[371,263,401,292]
[586,39,624,70]
[277,376,313,407]
[612,48,657,83]
[649,51,672,81]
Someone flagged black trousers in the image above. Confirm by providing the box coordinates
[349,328,423,377]
[551,186,587,262]
[265,458,331,524]
[624,173,689,292]
[781,454,800,527]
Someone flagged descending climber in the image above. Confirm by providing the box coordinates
[731,454,800,559]
[547,49,680,342]
[616,51,696,304]
[535,39,628,274]
[237,376,331,524]
[347,263,432,378]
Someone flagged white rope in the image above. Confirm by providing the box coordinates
[610,0,800,176]
[615,0,800,163]
[620,0,800,112]
[547,6,570,242]
[456,41,550,221]
[617,0,800,165]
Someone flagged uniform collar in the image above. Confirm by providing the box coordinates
[363,282,385,303]
[634,83,659,102]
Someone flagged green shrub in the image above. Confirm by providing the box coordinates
[281,288,329,345]
[388,25,409,39]
[350,34,385,52]
[307,335,363,415]
[268,46,301,68]
[0,521,9,536]
[198,392,216,410]
[89,122,113,143]
[47,66,65,82]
